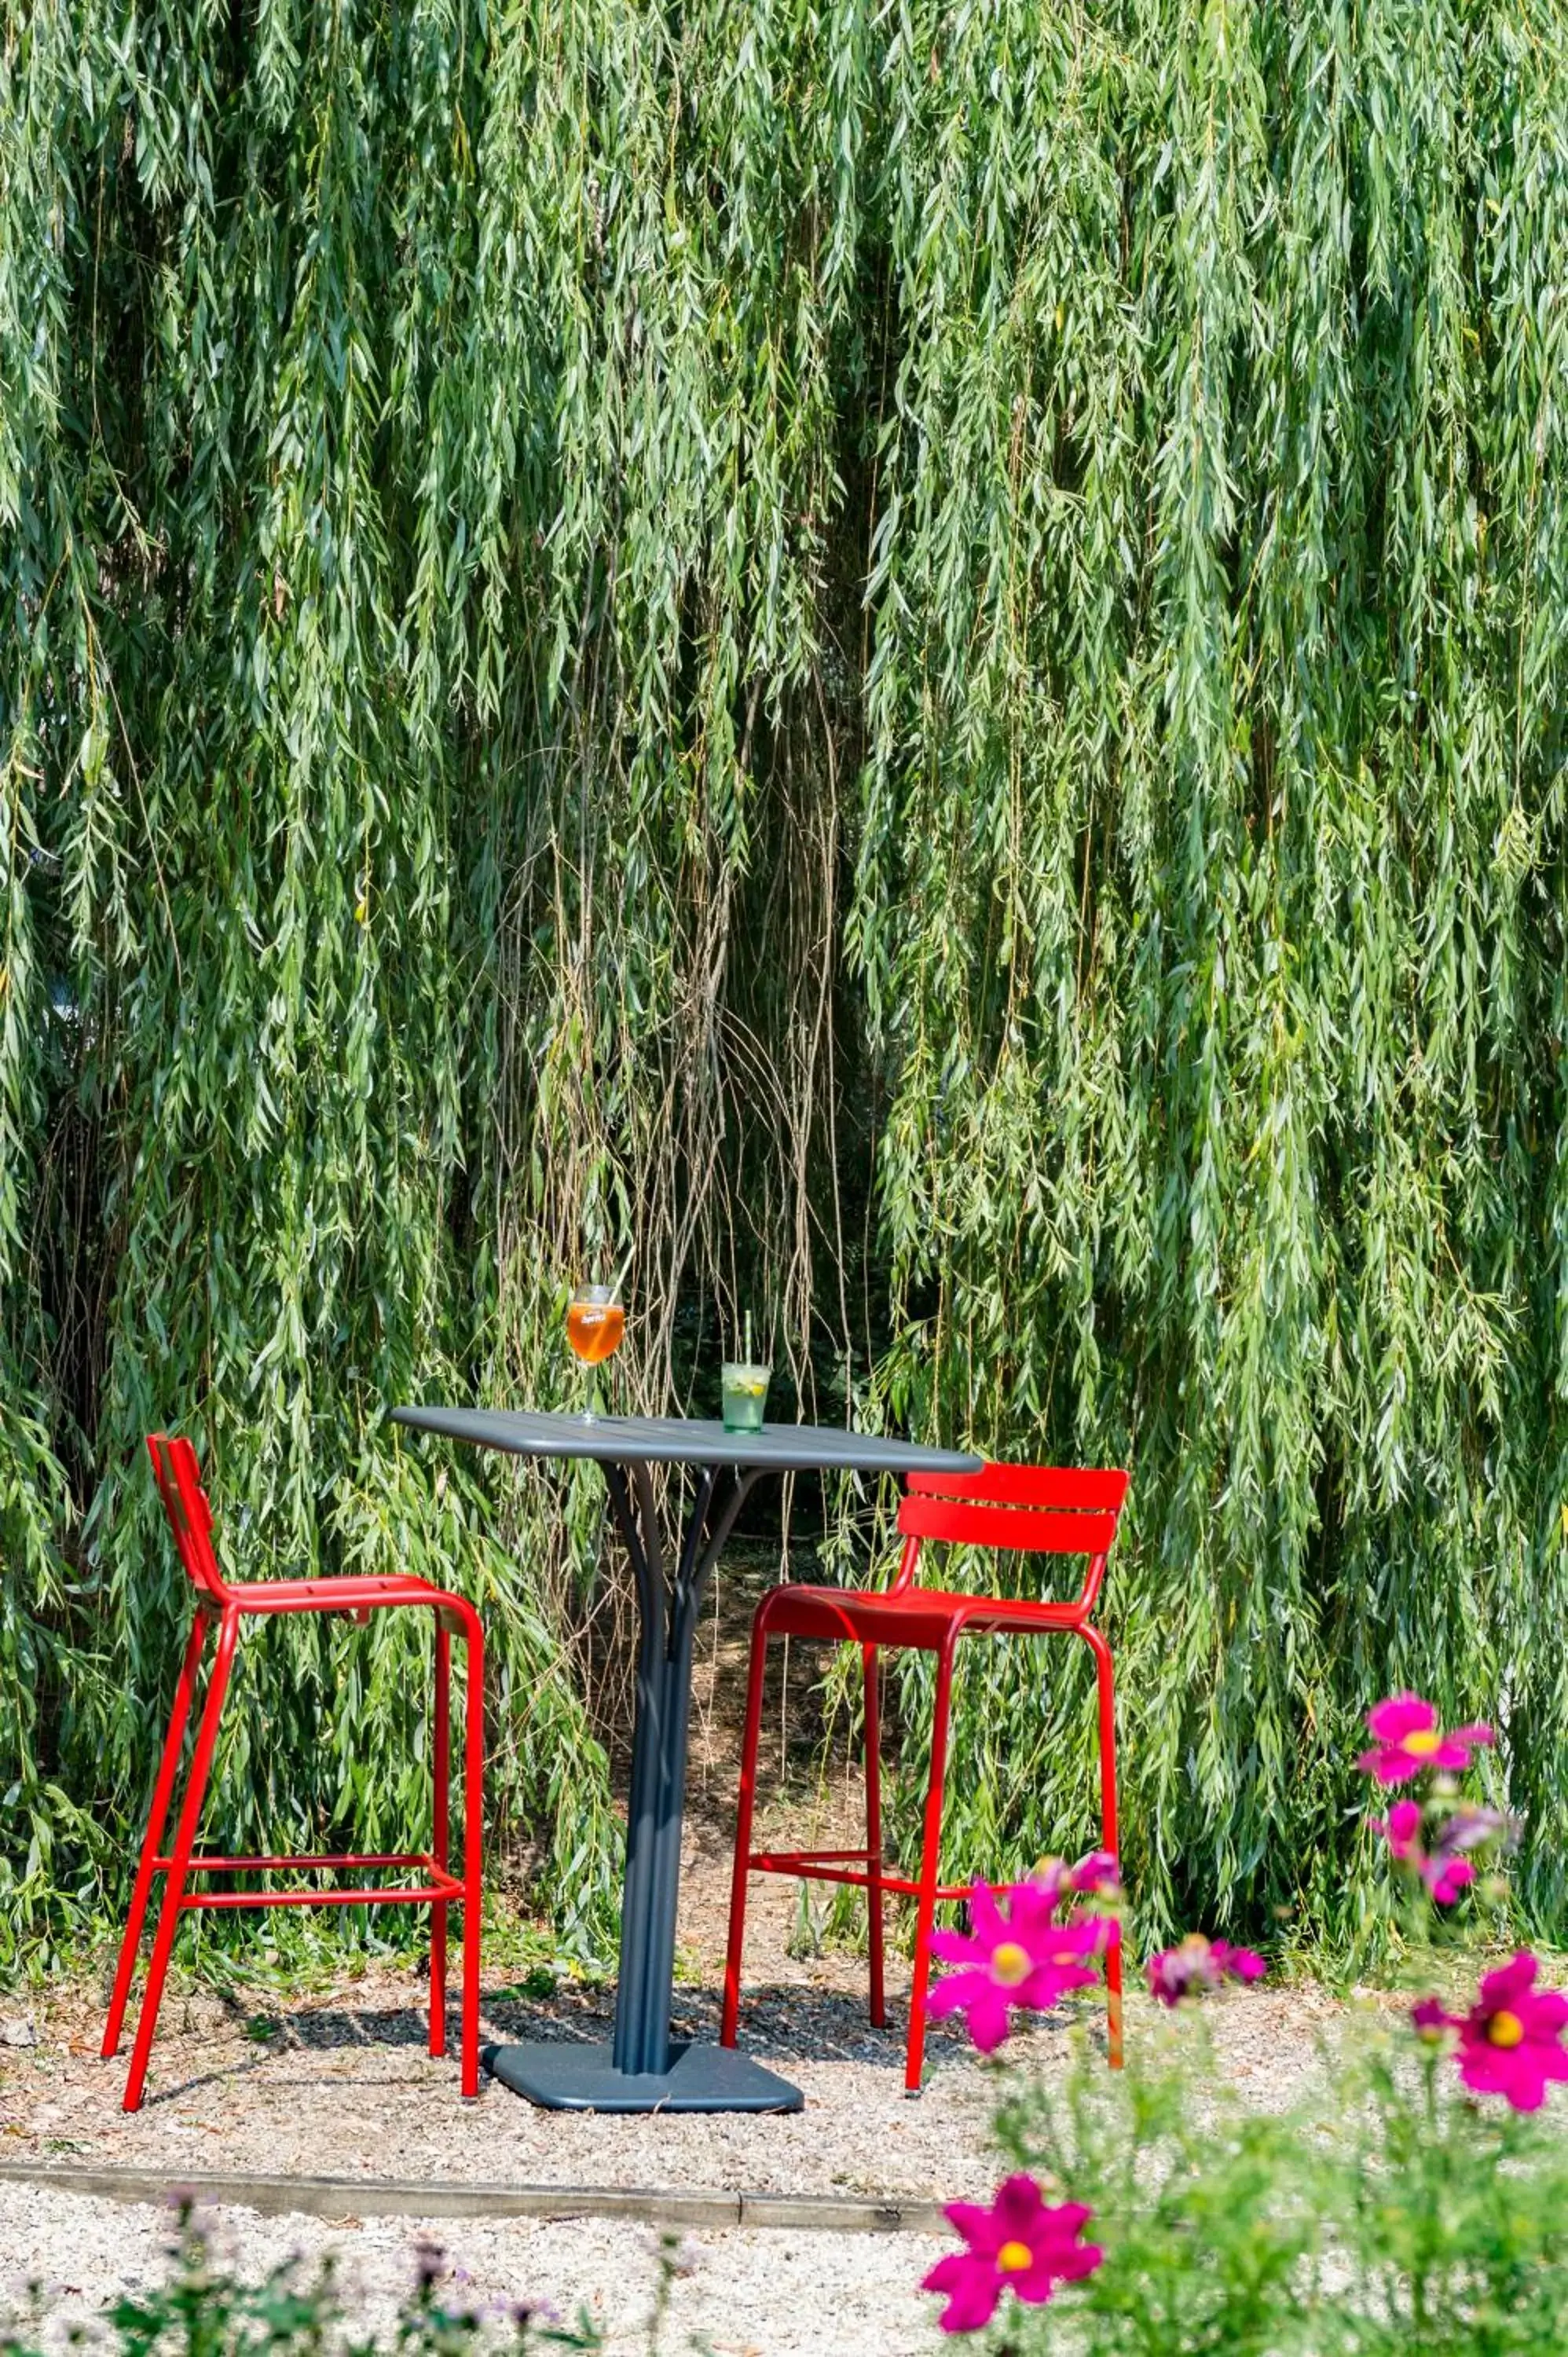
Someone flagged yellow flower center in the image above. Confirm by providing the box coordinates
[997,2242,1033,2275]
[991,1941,1033,1989]
[1488,2009,1525,2050]
[1402,1728,1442,1758]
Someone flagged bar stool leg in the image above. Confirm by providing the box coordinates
[122,1611,239,2113]
[905,1637,957,2095]
[103,1613,208,2059]
[1082,1622,1123,2069]
[721,1609,771,2048]
[430,1619,451,2059]
[460,1614,484,2099]
[863,1644,886,2029]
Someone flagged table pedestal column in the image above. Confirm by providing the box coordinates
[484,1461,803,2113]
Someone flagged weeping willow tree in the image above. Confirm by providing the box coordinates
[2,0,1566,1967]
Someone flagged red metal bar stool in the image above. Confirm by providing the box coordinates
[721,1461,1128,2091]
[101,1434,484,2111]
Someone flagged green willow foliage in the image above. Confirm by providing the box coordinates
[3,0,1567,1963]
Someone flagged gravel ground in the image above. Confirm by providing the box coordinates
[0,1950,1353,2357]
[0,1971,1350,2196]
[0,1952,991,2357]
[2,1963,1002,2201]
[0,2179,947,2357]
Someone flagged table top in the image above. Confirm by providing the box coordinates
[391,1405,981,1478]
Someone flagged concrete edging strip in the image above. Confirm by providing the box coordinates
[0,2163,946,2235]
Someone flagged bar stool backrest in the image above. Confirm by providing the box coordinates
[893,1461,1129,1611]
[146,1433,232,1605]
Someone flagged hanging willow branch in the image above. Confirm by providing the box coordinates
[2,0,1566,1963]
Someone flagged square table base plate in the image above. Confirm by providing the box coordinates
[482,2039,804,2113]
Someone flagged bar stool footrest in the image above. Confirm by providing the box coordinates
[748,1849,968,1903]
[148,1850,464,1907]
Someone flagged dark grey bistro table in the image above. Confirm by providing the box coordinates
[391,1406,980,2113]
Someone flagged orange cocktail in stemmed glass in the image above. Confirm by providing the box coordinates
[566,1282,625,1423]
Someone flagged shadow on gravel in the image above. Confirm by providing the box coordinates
[230,1979,986,2073]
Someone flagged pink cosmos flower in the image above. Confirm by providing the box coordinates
[1357,1692,1493,1786]
[1211,1939,1267,1984]
[1373,1797,1508,1904]
[1027,1850,1121,1907]
[1423,1855,1476,1906]
[1453,1952,1568,2112]
[1422,1803,1511,1903]
[1147,1933,1266,2007]
[1066,1850,1123,1900]
[928,1883,1104,2053]
[1372,1798,1424,1863]
[1410,1996,1454,2043]
[1372,1798,1470,1901]
[922,2175,1103,2333]
[1028,1857,1072,1905]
